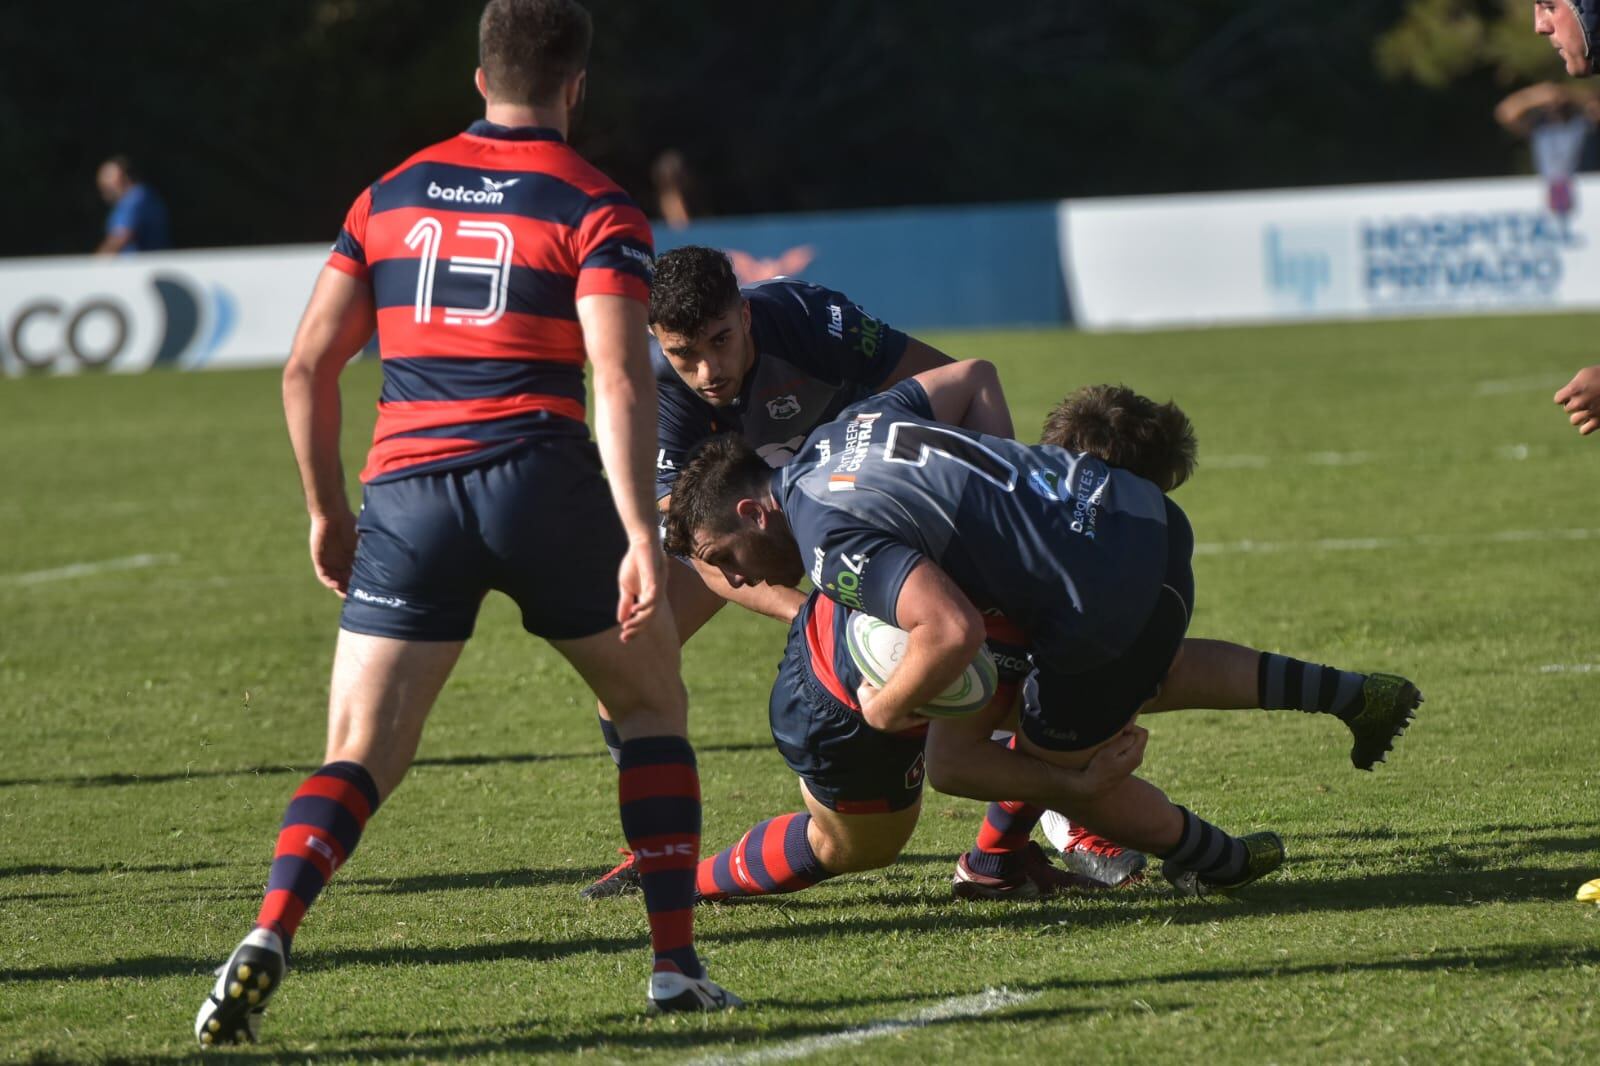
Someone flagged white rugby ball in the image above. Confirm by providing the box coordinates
[844,611,998,718]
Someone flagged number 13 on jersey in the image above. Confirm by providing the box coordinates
[404,217,515,327]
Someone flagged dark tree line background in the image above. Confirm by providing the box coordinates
[0,0,1569,258]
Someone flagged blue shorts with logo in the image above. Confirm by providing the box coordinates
[340,438,627,642]
[768,621,926,814]
[1020,496,1196,752]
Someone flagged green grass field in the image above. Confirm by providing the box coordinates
[3,314,1599,1064]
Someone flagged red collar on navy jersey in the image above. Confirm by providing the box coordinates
[465,120,565,142]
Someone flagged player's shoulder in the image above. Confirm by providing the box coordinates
[743,277,834,315]
[835,378,932,424]
[369,129,641,217]
[538,144,639,206]
[373,130,470,185]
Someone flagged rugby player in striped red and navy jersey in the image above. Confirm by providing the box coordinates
[194,0,737,1048]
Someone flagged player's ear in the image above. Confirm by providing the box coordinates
[473,68,490,102]
[734,497,764,526]
[566,70,587,111]
[740,298,752,333]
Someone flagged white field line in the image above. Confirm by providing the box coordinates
[1195,527,1600,557]
[1205,443,1532,469]
[1,553,179,586]
[1539,664,1600,674]
[686,988,1039,1066]
[1476,374,1566,396]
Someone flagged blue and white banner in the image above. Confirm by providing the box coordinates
[1058,175,1600,329]
[0,245,324,377]
[657,201,1068,333]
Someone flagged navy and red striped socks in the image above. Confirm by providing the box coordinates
[697,812,834,902]
[255,761,380,955]
[964,800,1046,878]
[617,735,705,978]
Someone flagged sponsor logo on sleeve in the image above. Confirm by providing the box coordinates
[825,551,870,610]
[826,303,844,340]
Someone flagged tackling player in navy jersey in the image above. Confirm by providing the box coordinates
[664,373,1423,899]
[580,244,1088,894]
[590,364,1125,905]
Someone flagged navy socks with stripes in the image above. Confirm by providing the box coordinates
[1257,653,1366,722]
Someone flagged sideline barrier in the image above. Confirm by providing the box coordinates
[0,245,326,377]
[0,201,1067,379]
[1059,174,1600,329]
[657,201,1068,333]
[6,175,1596,377]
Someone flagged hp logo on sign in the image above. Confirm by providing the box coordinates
[1263,225,1349,313]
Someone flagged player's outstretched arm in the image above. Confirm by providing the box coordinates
[1554,364,1600,435]
[907,360,1014,438]
[282,265,376,596]
[579,294,668,640]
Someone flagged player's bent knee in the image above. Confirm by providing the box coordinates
[810,826,910,874]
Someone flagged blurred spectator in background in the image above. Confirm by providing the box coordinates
[1494,81,1598,218]
[651,149,700,230]
[95,155,171,255]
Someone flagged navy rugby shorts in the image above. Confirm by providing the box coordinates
[339,438,626,642]
[1020,496,1196,753]
[768,619,927,814]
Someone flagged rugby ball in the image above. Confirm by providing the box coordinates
[844,611,998,718]
[1578,878,1600,904]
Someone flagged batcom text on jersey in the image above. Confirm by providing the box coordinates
[426,181,507,205]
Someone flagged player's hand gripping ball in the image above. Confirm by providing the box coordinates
[845,611,998,718]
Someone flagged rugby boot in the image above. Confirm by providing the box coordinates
[1162,832,1285,898]
[194,928,286,1048]
[1059,826,1147,887]
[952,841,1106,900]
[648,970,744,1012]
[580,849,641,900]
[1346,674,1422,771]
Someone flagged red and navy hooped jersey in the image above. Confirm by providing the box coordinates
[327,120,654,484]
[796,592,1028,736]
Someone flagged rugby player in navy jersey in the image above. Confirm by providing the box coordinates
[581,245,1148,892]
[663,374,1423,901]
[590,364,1114,903]
[193,0,738,1046]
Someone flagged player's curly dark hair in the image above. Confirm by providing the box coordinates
[1041,384,1198,493]
[479,0,592,106]
[648,246,741,338]
[662,433,770,556]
